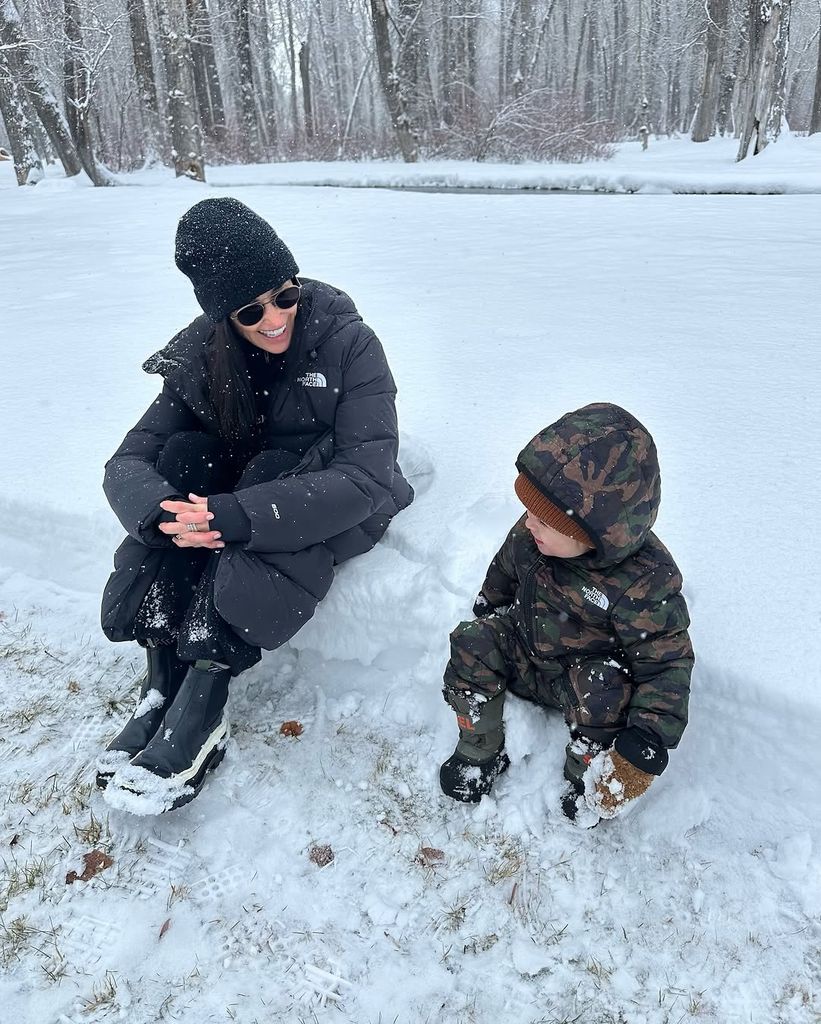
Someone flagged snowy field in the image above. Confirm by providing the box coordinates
[1,147,820,1023]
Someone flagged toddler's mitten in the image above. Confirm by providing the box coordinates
[584,749,655,819]
[472,591,512,619]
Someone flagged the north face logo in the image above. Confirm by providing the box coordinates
[581,584,609,611]
[297,372,327,388]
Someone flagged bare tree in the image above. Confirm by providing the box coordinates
[63,0,114,184]
[369,0,417,161]
[186,0,225,145]
[692,0,729,141]
[0,0,82,176]
[810,6,821,134]
[737,0,792,159]
[299,37,313,141]
[236,0,262,159]
[0,44,43,183]
[156,0,205,179]
[126,0,161,154]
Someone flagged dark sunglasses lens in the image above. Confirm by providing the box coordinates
[236,303,265,326]
[274,287,301,309]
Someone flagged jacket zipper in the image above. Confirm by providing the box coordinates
[520,555,543,652]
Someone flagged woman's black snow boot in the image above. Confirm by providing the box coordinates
[95,643,188,789]
[439,747,510,803]
[102,660,231,814]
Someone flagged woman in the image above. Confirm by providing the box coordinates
[97,197,413,814]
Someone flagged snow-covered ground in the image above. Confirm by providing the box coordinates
[1,150,820,1023]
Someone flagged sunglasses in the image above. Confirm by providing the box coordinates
[231,279,301,326]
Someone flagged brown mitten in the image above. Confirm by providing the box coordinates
[584,749,654,819]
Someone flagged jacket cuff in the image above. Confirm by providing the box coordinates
[140,496,186,545]
[209,493,252,543]
[155,509,179,528]
[614,727,669,776]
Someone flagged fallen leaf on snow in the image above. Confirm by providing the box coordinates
[416,846,445,867]
[309,844,334,867]
[159,918,172,940]
[280,720,304,737]
[66,849,113,884]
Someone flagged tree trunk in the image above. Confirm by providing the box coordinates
[512,0,535,100]
[156,0,205,179]
[369,0,417,161]
[810,9,821,135]
[691,0,729,141]
[186,0,225,145]
[498,0,508,106]
[299,40,314,140]
[441,0,453,126]
[462,0,479,120]
[647,0,663,131]
[126,0,162,154]
[526,0,558,96]
[237,0,263,160]
[0,45,42,183]
[610,0,626,125]
[0,0,82,177]
[397,0,424,127]
[63,0,111,185]
[284,0,299,149]
[737,0,792,160]
[584,3,597,120]
[255,0,278,154]
[571,7,589,106]
[719,21,748,136]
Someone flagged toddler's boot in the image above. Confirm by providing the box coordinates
[96,642,188,789]
[440,689,508,803]
[440,747,510,803]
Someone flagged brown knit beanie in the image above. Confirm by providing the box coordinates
[514,473,593,547]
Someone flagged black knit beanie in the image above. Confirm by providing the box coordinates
[174,198,299,322]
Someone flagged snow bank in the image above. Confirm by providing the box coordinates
[3,134,821,195]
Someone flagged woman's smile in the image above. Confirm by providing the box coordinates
[235,296,297,353]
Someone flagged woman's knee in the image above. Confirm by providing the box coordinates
[158,432,236,493]
[237,448,301,488]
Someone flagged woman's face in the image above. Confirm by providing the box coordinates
[231,280,299,355]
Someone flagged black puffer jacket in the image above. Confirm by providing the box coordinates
[102,279,413,648]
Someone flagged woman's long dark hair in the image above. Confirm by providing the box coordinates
[206,320,258,443]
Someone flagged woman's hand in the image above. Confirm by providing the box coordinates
[159,492,225,549]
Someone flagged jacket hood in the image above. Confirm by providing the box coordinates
[516,403,660,567]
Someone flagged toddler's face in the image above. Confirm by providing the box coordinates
[524,511,593,559]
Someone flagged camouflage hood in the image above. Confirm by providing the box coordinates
[516,403,660,567]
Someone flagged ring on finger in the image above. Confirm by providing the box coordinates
[186,522,198,532]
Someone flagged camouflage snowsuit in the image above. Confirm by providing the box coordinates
[443,404,694,783]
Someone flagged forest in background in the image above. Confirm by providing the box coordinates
[0,0,819,185]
